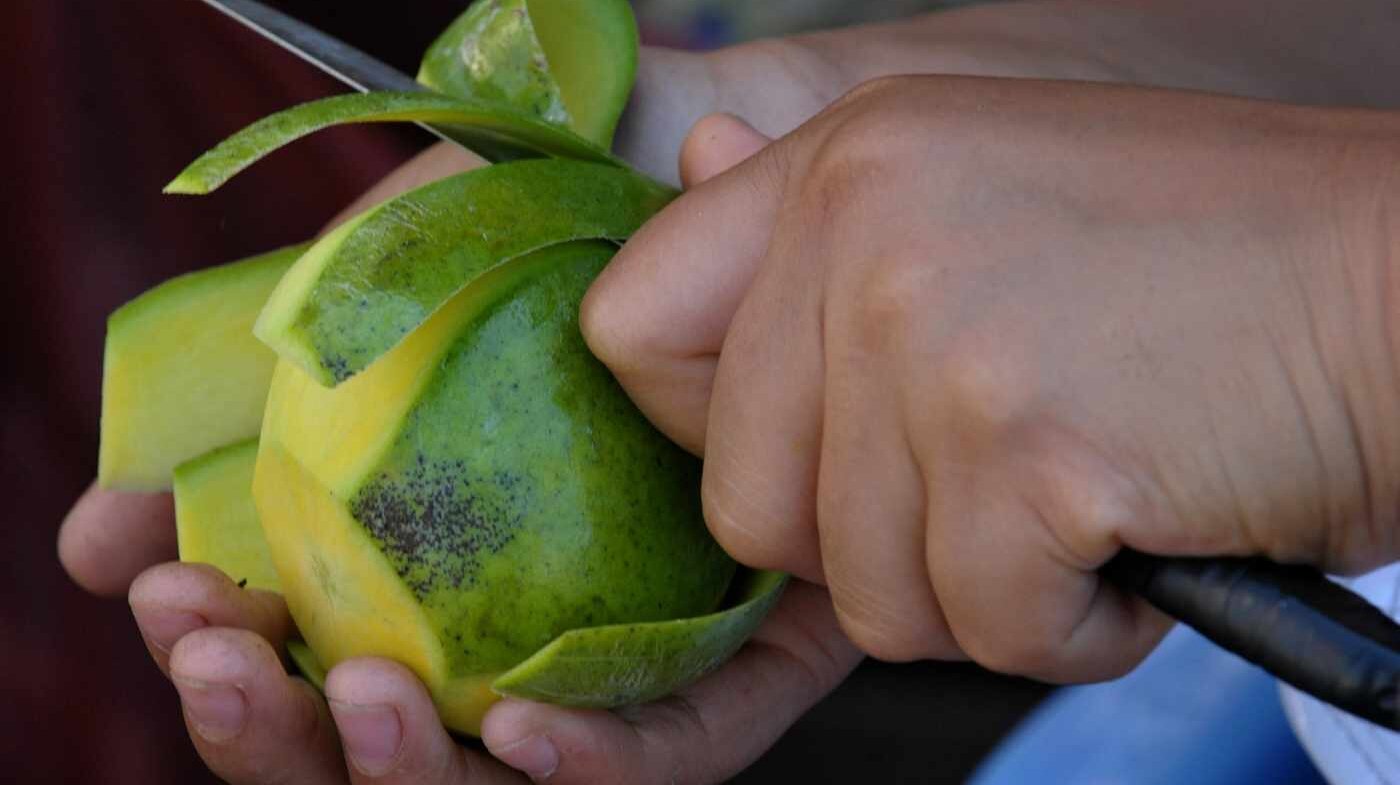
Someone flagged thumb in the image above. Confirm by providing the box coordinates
[581,113,781,453]
[679,113,772,188]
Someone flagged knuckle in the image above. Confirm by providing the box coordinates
[827,572,947,662]
[815,77,938,163]
[935,332,1037,436]
[577,273,637,372]
[700,429,817,573]
[832,602,929,663]
[845,254,931,355]
[802,117,896,221]
[796,84,926,221]
[826,76,909,117]
[700,470,782,570]
[1013,423,1156,567]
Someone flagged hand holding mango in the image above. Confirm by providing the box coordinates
[96,0,799,740]
[108,125,858,785]
[61,0,1400,781]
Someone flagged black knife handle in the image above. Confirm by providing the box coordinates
[1101,549,1400,730]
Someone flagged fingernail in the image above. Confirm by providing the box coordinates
[329,700,403,776]
[173,676,246,743]
[492,735,559,781]
[133,607,205,654]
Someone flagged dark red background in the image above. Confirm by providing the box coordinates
[2,1,1044,781]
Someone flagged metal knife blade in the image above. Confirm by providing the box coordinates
[195,0,457,145]
[197,0,424,94]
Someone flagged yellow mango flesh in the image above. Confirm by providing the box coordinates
[255,441,500,730]
[173,439,280,592]
[100,244,304,490]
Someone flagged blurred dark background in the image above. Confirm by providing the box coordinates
[2,1,1047,781]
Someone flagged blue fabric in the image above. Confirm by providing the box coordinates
[970,626,1325,785]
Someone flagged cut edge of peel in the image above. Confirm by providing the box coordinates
[489,570,788,705]
[253,217,368,388]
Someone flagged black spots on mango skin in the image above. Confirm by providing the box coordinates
[351,459,522,600]
[322,353,351,385]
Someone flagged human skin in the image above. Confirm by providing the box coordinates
[57,0,1400,782]
[587,83,1400,680]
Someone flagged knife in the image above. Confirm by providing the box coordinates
[195,0,456,144]
[193,0,1400,731]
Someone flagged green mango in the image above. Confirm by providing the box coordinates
[418,0,638,148]
[174,439,280,593]
[161,415,781,724]
[254,159,674,386]
[254,241,742,734]
[138,0,788,734]
[99,243,305,490]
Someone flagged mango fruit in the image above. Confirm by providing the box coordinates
[99,0,787,738]
[257,240,740,732]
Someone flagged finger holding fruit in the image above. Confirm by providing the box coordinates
[120,74,858,784]
[168,627,532,785]
[127,559,856,783]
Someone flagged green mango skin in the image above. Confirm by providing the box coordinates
[164,91,627,197]
[284,568,787,713]
[418,0,638,149]
[323,241,736,677]
[257,159,675,386]
[494,570,787,706]
[418,0,572,131]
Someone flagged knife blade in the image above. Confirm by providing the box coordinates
[197,0,423,93]
[190,0,1400,732]
[196,0,454,144]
